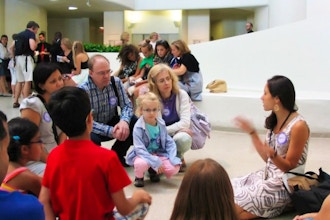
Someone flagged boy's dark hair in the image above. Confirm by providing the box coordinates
[33,63,63,94]
[0,111,8,141]
[26,21,40,29]
[39,32,46,37]
[48,87,91,137]
[8,118,39,162]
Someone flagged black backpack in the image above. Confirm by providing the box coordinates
[14,34,31,56]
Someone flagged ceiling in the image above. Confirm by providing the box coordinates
[19,0,254,23]
[19,0,133,22]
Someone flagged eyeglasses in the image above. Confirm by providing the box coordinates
[142,108,159,113]
[95,69,113,76]
[29,140,43,145]
[156,76,171,84]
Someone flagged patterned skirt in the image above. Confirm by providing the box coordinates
[231,162,291,218]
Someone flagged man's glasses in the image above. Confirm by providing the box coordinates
[95,69,113,76]
[143,108,159,113]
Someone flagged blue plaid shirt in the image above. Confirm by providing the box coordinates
[79,76,133,138]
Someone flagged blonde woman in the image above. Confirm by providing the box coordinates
[58,38,74,74]
[147,64,192,172]
[70,41,89,85]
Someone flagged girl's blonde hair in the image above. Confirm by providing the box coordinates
[61,38,72,50]
[147,64,180,98]
[72,41,86,69]
[135,92,162,117]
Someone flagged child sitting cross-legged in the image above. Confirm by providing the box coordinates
[39,87,152,220]
[126,92,181,187]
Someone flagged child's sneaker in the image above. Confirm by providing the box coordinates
[134,177,144,187]
[148,168,160,182]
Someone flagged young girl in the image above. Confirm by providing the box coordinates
[153,40,173,66]
[127,40,155,97]
[1,117,42,196]
[70,41,89,85]
[126,92,181,187]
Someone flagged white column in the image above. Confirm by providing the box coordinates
[103,11,124,45]
[186,10,210,44]
[254,6,269,31]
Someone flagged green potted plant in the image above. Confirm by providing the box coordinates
[83,43,121,52]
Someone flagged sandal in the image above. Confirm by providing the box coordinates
[13,102,20,108]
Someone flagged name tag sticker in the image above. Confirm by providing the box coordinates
[109,97,117,106]
[277,132,288,145]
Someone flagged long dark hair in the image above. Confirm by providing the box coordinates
[265,75,297,130]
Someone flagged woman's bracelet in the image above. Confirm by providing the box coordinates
[249,129,256,135]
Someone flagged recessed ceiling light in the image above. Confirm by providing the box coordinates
[68,6,78,10]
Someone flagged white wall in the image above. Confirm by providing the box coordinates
[306,0,330,18]
[268,0,306,27]
[4,0,47,44]
[189,15,330,95]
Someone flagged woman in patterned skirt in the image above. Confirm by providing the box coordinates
[232,75,310,219]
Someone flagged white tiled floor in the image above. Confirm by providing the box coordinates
[1,96,329,220]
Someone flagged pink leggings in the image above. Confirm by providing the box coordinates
[134,156,180,179]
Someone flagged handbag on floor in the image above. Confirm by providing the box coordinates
[284,168,330,214]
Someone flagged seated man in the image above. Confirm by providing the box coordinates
[79,54,137,166]
[39,87,151,220]
[0,111,44,220]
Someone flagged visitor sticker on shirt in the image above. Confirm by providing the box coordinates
[109,97,117,106]
[277,132,288,145]
[43,112,51,123]
[163,107,170,117]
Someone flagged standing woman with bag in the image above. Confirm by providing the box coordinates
[232,75,310,219]
[148,64,192,172]
[170,40,203,101]
[20,63,67,176]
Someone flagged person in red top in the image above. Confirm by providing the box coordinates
[39,86,152,220]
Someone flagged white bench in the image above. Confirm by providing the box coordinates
[194,89,330,136]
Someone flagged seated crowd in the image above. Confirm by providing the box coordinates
[0,25,325,219]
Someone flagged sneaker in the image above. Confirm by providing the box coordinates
[148,168,160,182]
[134,177,144,187]
[179,158,187,173]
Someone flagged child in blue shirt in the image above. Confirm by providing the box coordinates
[126,92,181,187]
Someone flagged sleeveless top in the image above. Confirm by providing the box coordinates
[1,167,29,193]
[81,60,88,69]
